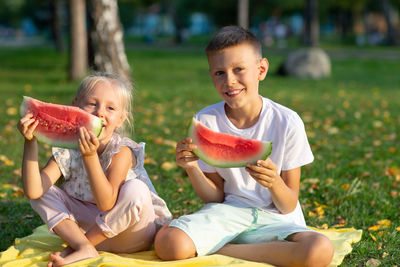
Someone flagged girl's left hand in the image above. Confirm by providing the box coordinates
[245,158,280,189]
[78,127,99,157]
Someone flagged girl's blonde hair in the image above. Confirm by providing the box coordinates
[75,72,134,136]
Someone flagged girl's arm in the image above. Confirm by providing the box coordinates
[246,159,300,214]
[79,128,133,211]
[19,114,61,199]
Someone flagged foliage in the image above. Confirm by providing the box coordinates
[0,46,399,266]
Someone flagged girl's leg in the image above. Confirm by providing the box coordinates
[216,231,334,267]
[48,219,98,267]
[30,186,101,266]
[90,179,157,253]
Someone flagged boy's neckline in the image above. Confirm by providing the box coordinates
[224,96,264,130]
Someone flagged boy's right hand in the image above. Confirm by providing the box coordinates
[176,137,199,169]
[18,113,39,141]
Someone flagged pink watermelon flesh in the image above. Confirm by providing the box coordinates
[188,118,272,168]
[20,96,103,149]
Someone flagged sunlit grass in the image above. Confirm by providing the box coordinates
[0,47,399,265]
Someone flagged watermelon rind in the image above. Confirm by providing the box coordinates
[20,96,103,149]
[188,118,273,168]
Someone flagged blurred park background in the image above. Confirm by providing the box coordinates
[0,0,399,266]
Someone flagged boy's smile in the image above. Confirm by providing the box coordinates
[207,43,269,126]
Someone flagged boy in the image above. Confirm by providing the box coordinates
[154,26,334,266]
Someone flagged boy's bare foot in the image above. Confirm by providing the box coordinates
[47,244,99,267]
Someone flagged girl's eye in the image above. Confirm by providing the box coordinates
[215,71,224,76]
[234,67,243,72]
[107,106,115,111]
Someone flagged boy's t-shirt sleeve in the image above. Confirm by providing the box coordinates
[281,113,314,171]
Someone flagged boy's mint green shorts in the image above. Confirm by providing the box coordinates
[169,202,314,256]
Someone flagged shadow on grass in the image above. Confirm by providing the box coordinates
[0,199,43,251]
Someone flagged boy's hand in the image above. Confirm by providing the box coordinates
[18,113,39,141]
[78,127,99,157]
[176,137,199,169]
[245,158,279,189]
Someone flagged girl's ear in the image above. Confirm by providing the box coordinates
[258,58,269,81]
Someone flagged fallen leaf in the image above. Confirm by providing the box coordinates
[161,161,177,171]
[366,258,381,267]
[6,107,18,115]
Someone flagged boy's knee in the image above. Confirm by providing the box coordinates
[154,225,196,260]
[304,234,334,267]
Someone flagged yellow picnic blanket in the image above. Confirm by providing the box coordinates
[0,225,362,267]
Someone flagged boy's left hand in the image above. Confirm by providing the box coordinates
[78,127,99,157]
[245,158,279,189]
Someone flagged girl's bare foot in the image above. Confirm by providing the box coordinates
[47,244,99,267]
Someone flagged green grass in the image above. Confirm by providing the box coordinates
[0,46,399,266]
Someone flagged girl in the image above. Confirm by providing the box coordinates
[18,73,171,267]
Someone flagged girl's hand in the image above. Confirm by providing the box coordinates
[245,158,280,189]
[18,113,39,141]
[78,127,99,157]
[176,137,199,169]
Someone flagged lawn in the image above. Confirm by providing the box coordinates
[0,46,399,266]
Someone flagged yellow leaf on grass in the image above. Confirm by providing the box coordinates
[161,161,177,171]
[6,107,18,115]
[0,192,7,198]
[369,233,377,241]
[12,188,24,198]
[396,226,400,231]
[368,219,391,231]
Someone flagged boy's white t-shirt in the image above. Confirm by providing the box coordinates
[195,96,314,226]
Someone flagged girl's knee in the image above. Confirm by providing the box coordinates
[118,179,151,204]
[154,225,196,260]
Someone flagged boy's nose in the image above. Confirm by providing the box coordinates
[225,73,237,86]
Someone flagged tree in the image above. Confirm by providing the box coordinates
[52,0,65,53]
[87,0,132,82]
[69,0,88,81]
[381,0,398,45]
[303,0,319,46]
[238,0,249,29]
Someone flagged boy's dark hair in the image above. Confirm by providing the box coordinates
[206,26,262,56]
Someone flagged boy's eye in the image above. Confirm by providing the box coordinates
[88,103,96,106]
[215,71,224,76]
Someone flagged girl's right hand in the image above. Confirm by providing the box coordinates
[175,137,199,169]
[18,113,39,141]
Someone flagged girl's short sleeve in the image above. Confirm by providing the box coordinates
[52,147,72,179]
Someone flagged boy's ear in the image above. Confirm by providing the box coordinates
[258,58,269,81]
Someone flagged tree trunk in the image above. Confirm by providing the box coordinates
[381,0,397,45]
[303,0,319,47]
[52,0,65,53]
[69,0,88,81]
[238,0,249,29]
[88,0,132,82]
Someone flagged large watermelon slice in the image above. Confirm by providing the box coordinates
[20,96,103,149]
[188,118,272,168]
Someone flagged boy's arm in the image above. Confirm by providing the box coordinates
[185,164,224,203]
[246,159,300,214]
[176,137,224,203]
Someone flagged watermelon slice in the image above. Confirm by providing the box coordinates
[188,118,272,168]
[20,96,103,149]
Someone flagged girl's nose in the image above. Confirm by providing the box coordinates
[95,106,105,118]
